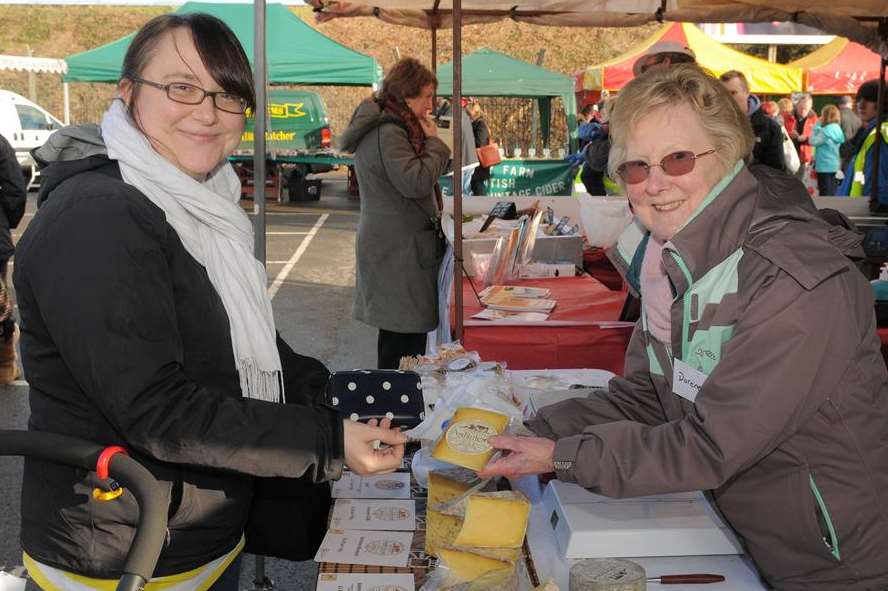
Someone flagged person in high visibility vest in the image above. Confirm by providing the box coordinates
[838,79,888,201]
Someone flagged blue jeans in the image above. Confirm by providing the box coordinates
[208,555,242,591]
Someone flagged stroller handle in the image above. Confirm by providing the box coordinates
[0,430,168,591]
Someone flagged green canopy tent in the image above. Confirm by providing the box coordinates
[64,2,382,86]
[436,48,578,152]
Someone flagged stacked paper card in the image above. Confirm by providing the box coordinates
[331,472,412,499]
[330,499,416,531]
[471,309,550,322]
[479,285,551,299]
[316,471,416,568]
[315,530,414,567]
[480,285,555,313]
[316,573,415,591]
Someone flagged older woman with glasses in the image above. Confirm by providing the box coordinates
[480,65,888,591]
[16,13,405,590]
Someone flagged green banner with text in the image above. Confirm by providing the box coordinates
[440,159,575,197]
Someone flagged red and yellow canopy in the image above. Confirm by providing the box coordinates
[574,22,804,95]
[790,37,885,95]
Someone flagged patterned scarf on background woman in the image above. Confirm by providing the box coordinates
[381,96,426,155]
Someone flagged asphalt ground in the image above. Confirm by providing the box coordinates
[0,171,375,590]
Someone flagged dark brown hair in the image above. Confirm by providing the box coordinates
[121,13,255,113]
[378,57,437,104]
[719,70,749,92]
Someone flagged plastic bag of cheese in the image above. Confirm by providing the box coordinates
[431,406,513,471]
[419,547,534,591]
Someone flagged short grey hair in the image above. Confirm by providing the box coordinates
[607,64,754,188]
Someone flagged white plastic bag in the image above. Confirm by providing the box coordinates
[781,126,800,175]
[577,195,633,248]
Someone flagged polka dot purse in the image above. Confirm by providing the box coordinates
[324,370,426,429]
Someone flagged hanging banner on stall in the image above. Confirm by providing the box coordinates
[440,159,576,197]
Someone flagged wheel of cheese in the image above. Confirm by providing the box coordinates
[569,558,646,591]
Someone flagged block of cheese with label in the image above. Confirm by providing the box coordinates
[438,548,512,584]
[431,407,510,471]
[453,491,531,548]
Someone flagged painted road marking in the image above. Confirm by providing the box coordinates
[268,213,328,300]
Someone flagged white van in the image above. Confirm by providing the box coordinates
[0,89,64,183]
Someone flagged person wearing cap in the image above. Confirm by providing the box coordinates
[837,79,888,201]
[633,41,696,76]
[720,70,785,172]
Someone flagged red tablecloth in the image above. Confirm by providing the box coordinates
[878,327,888,366]
[457,275,633,374]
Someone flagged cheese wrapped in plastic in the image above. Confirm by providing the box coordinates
[428,468,477,507]
[438,548,512,583]
[426,509,463,557]
[453,491,531,548]
[431,407,510,471]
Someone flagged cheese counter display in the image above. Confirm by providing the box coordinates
[314,360,759,591]
[422,468,532,590]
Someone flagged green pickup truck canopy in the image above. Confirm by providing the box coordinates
[64,2,382,86]
[436,48,578,151]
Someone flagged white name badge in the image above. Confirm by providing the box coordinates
[673,359,708,403]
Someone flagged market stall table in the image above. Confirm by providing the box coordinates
[458,275,633,374]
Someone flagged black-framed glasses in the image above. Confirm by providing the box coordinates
[131,77,248,114]
[616,149,718,184]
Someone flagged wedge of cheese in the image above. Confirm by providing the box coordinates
[453,492,531,548]
[425,509,463,557]
[463,545,522,562]
[432,407,510,471]
[438,548,512,584]
[428,468,477,508]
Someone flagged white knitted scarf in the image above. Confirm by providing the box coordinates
[101,100,283,402]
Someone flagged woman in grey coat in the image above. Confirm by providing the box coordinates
[340,58,451,368]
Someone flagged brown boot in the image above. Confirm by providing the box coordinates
[0,322,17,385]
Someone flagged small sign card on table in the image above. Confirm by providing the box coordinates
[330,499,417,531]
[314,530,414,568]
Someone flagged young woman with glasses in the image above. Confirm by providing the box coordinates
[15,13,405,590]
[477,65,888,591]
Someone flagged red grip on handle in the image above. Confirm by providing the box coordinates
[96,446,128,480]
[659,574,725,584]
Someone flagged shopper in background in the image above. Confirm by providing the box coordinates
[790,93,818,179]
[577,103,597,149]
[16,14,406,589]
[838,79,888,201]
[632,40,696,76]
[720,70,785,171]
[838,94,862,142]
[468,101,491,196]
[810,104,844,196]
[777,97,795,137]
[0,133,26,384]
[340,58,451,369]
[760,100,779,119]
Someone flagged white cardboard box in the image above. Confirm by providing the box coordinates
[541,480,743,559]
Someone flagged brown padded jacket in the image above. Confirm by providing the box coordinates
[527,164,888,590]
